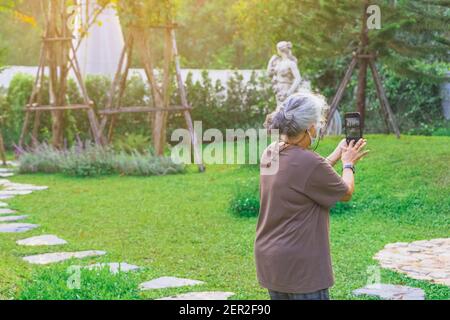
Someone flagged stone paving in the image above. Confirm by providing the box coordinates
[353,284,425,300]
[17,235,68,246]
[140,276,205,290]
[23,250,107,265]
[374,238,450,286]
[0,223,39,233]
[0,208,16,215]
[158,292,235,300]
[0,215,28,222]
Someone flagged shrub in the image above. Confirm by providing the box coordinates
[229,178,260,217]
[60,145,115,177]
[18,265,141,300]
[113,133,152,155]
[17,143,185,177]
[17,144,64,173]
[406,120,450,137]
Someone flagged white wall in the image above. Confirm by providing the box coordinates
[0,66,265,90]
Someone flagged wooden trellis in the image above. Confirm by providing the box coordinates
[19,0,102,148]
[0,116,6,166]
[98,23,205,172]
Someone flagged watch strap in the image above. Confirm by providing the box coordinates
[343,164,355,174]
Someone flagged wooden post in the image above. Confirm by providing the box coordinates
[0,118,6,166]
[47,0,66,149]
[108,34,134,143]
[135,28,167,153]
[369,60,401,138]
[151,28,172,156]
[356,0,369,128]
[324,57,358,134]
[171,28,205,172]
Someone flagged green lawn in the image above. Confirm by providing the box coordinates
[0,135,449,300]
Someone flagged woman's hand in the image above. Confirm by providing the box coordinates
[341,139,369,165]
[326,139,347,166]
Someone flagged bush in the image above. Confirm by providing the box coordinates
[113,133,152,155]
[406,120,450,137]
[17,143,185,177]
[18,265,141,300]
[229,178,260,217]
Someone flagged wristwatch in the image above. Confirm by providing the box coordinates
[343,164,356,174]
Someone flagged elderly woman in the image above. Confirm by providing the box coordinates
[255,93,368,300]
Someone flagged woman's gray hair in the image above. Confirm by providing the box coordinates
[266,93,328,137]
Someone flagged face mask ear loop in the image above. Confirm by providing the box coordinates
[308,126,322,152]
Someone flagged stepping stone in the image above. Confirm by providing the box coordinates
[0,202,7,207]
[2,182,48,191]
[0,215,28,222]
[85,262,140,274]
[0,190,33,196]
[0,194,14,200]
[140,277,204,291]
[8,186,47,192]
[23,250,106,265]
[0,168,13,173]
[353,284,425,300]
[17,235,67,246]
[0,208,16,215]
[158,291,235,300]
[0,223,39,233]
[0,173,14,178]
[6,161,19,167]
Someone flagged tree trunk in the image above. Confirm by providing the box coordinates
[0,130,6,166]
[356,1,369,129]
[49,0,65,149]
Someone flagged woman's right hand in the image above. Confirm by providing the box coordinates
[341,139,369,165]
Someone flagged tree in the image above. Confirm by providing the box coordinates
[233,0,450,124]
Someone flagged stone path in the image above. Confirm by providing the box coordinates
[17,235,68,246]
[158,291,235,300]
[0,208,16,215]
[0,223,39,233]
[0,215,28,222]
[23,250,107,265]
[353,284,425,300]
[0,175,47,234]
[140,276,205,290]
[374,238,450,286]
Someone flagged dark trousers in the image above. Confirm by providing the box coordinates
[268,288,330,300]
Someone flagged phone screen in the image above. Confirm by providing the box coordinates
[345,114,362,143]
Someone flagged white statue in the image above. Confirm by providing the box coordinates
[267,41,342,135]
[267,41,310,110]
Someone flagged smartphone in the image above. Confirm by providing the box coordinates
[344,112,363,144]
